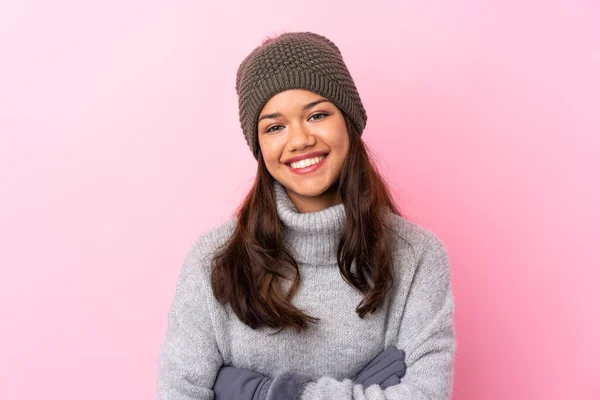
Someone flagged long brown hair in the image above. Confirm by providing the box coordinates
[210,114,408,332]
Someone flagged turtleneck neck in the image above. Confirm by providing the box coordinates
[273,180,346,265]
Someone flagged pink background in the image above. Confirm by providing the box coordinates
[1,1,599,399]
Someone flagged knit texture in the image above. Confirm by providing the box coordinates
[156,180,456,399]
[236,32,367,160]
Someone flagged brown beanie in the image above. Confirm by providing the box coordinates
[235,32,368,160]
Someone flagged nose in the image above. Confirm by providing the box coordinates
[287,121,316,151]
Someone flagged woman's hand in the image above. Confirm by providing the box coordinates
[213,365,271,400]
[352,345,407,390]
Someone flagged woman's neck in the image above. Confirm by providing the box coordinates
[273,180,346,265]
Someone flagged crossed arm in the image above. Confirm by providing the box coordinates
[212,345,407,399]
[156,233,456,400]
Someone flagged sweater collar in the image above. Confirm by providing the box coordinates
[273,180,346,265]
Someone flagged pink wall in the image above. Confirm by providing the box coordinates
[1,1,598,399]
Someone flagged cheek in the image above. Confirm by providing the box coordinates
[258,138,282,165]
[328,123,350,152]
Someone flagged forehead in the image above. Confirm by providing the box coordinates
[261,89,328,111]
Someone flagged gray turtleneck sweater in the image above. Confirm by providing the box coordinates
[156,180,456,399]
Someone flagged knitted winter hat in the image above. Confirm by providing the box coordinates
[235,31,367,160]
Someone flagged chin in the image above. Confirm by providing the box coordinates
[289,181,333,197]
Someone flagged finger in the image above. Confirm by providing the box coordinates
[363,346,398,370]
[398,349,405,360]
[369,348,404,372]
[357,349,405,382]
[398,359,407,378]
[352,346,397,380]
[360,359,406,387]
[380,375,401,390]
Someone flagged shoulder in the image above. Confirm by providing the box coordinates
[191,216,238,261]
[386,213,450,278]
[387,213,447,256]
[180,216,238,281]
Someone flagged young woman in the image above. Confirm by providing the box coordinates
[156,32,456,400]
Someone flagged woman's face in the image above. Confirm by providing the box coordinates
[257,89,350,213]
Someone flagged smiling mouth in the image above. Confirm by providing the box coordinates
[287,154,328,169]
[285,154,329,175]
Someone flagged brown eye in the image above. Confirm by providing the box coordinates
[265,125,283,133]
[309,112,328,121]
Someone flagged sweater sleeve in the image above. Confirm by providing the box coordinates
[299,232,457,400]
[156,239,224,400]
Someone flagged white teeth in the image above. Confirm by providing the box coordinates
[290,155,325,169]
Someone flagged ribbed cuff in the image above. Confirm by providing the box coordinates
[255,377,272,400]
[265,371,313,400]
[298,381,319,399]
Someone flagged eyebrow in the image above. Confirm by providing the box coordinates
[258,99,331,122]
